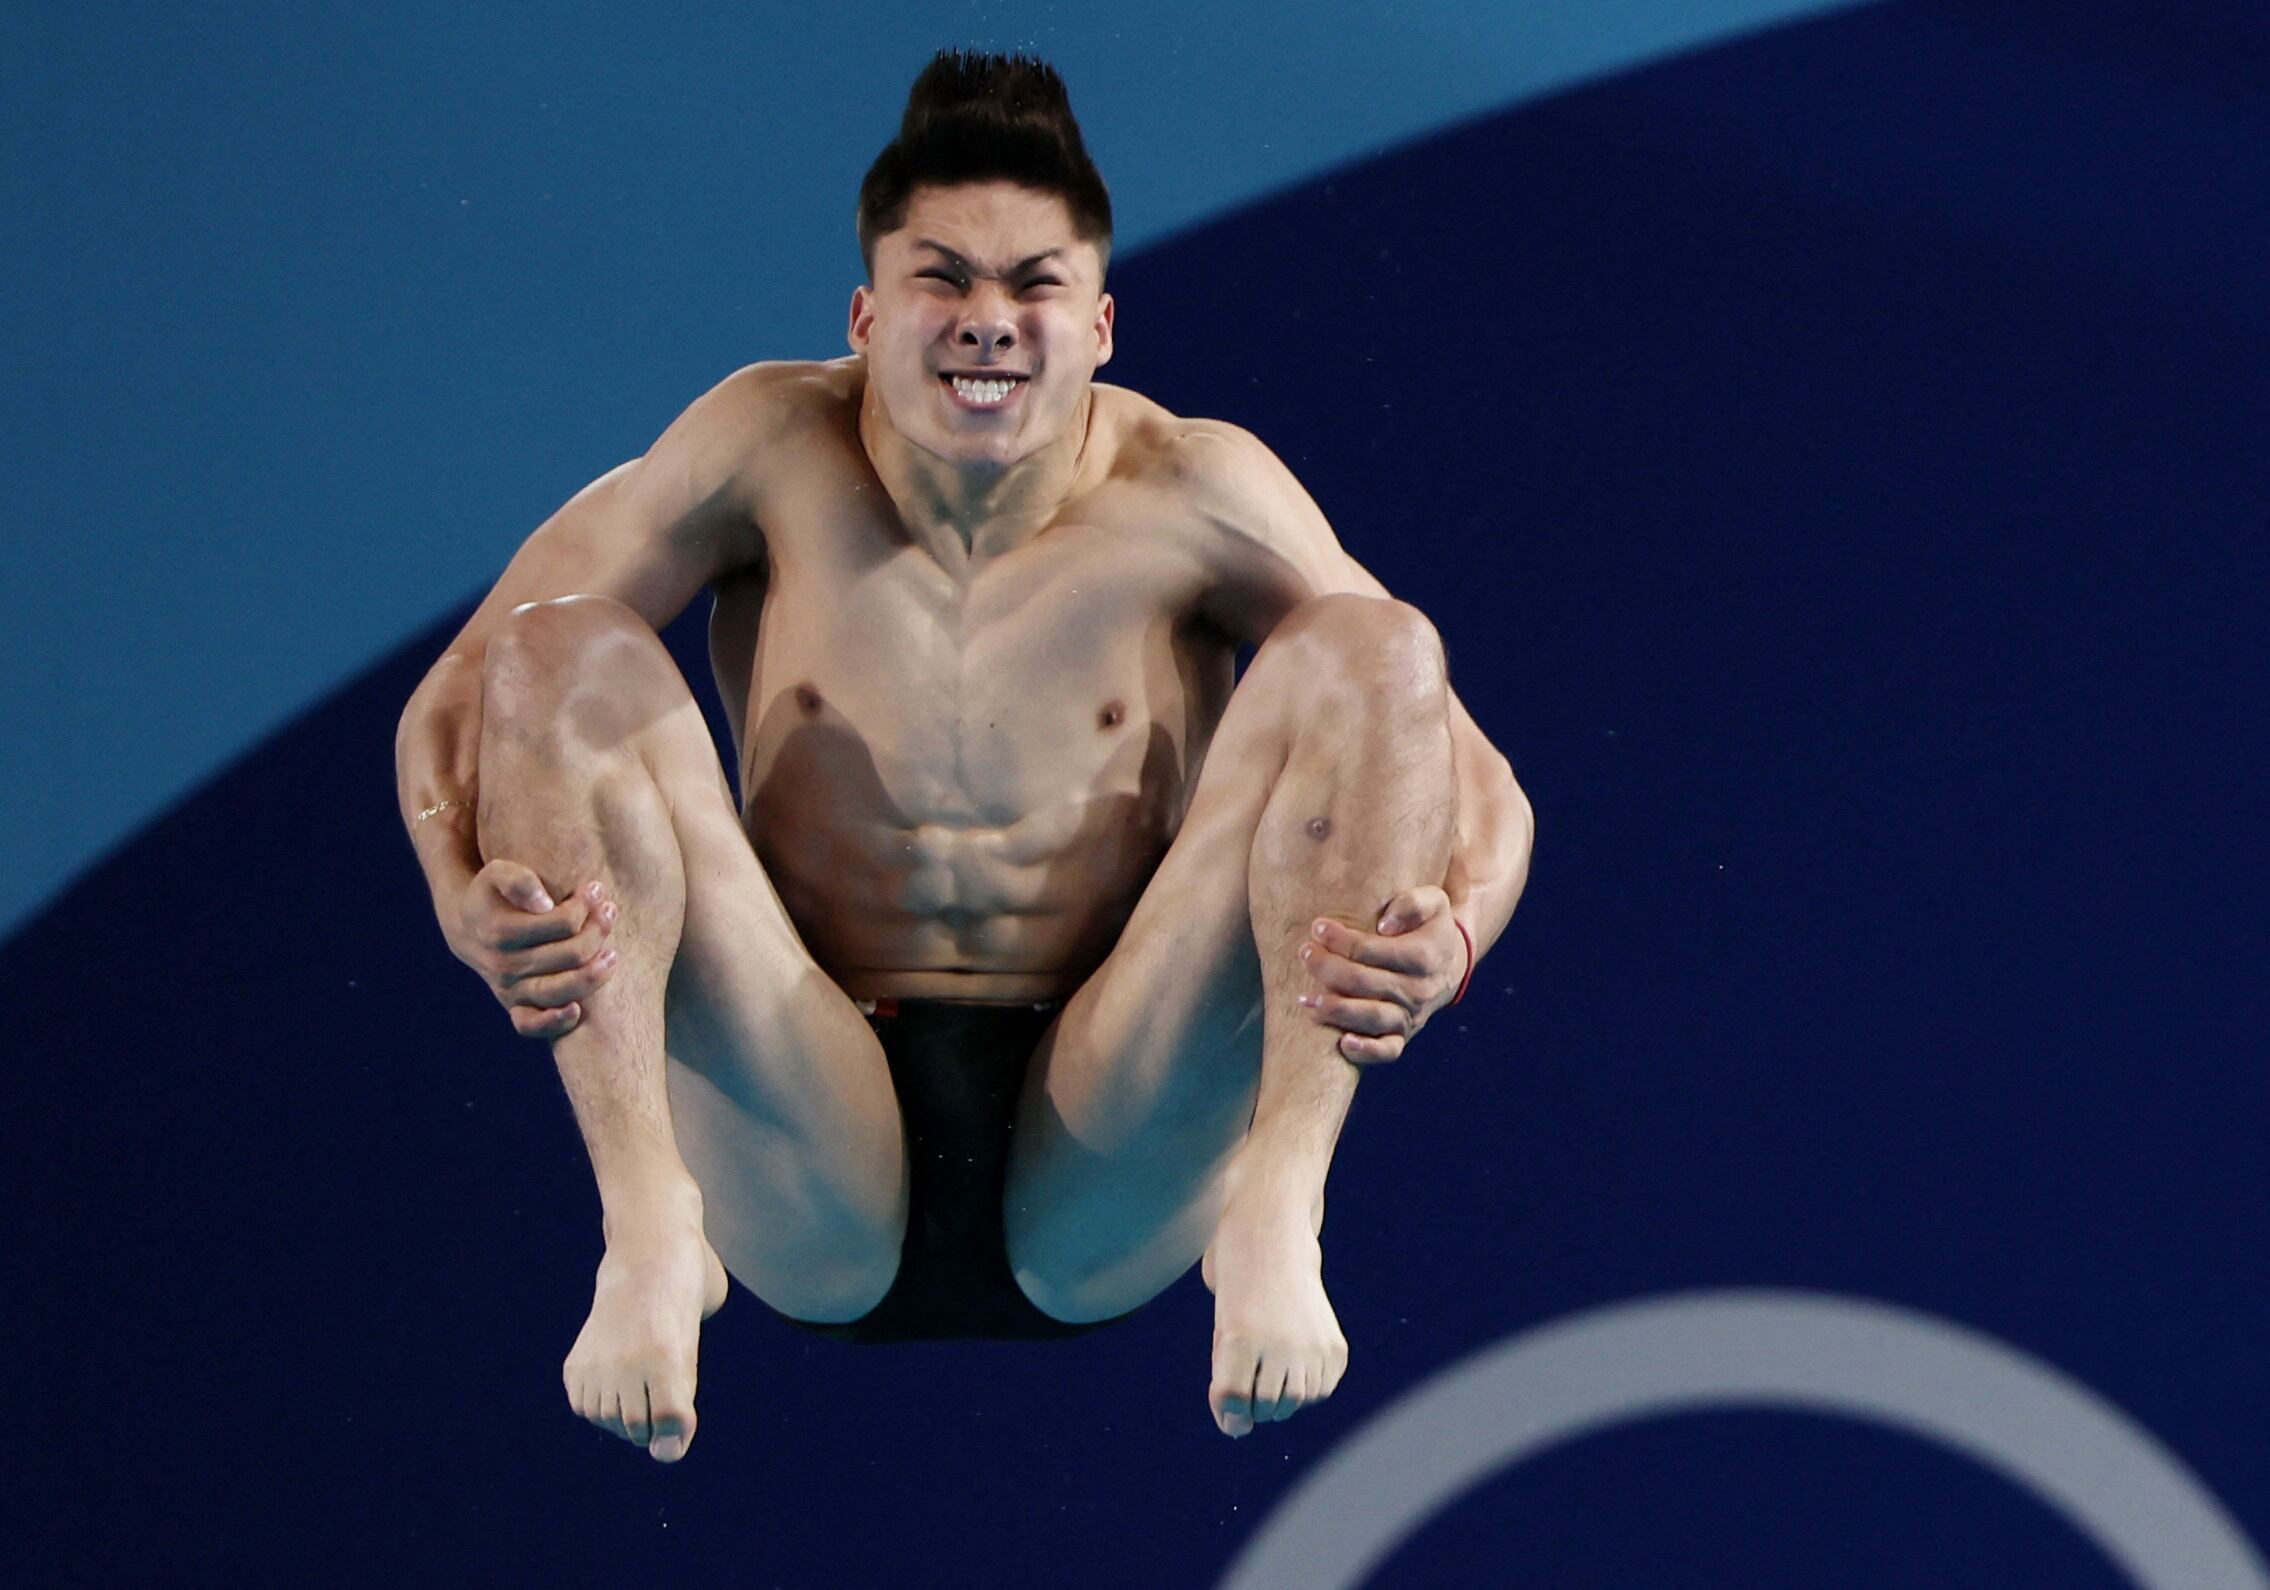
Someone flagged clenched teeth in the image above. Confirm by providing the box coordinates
[949,375,1020,405]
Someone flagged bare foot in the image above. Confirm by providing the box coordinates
[563,1208,729,1463]
[1202,1191,1349,1438]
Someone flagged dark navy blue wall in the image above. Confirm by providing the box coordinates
[9,1,2265,1582]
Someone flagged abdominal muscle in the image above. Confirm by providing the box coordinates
[760,807,1165,1004]
[749,756,1181,1005]
[734,628,1210,1006]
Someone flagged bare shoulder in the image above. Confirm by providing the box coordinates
[650,359,860,546]
[676,357,857,453]
[1090,385,1379,638]
[1090,384,1274,507]
[1104,390,1334,557]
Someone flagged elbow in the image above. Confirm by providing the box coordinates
[398,651,477,736]
[1493,752,1530,827]
[1498,756,1535,865]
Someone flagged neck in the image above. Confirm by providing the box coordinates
[858,374,1092,567]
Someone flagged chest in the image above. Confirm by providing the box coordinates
[714,491,1226,815]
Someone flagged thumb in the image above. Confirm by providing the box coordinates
[498,863,555,914]
[1377,885,1446,934]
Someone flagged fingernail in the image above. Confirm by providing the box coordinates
[1312,919,1330,938]
[1298,993,1319,1008]
[601,902,618,925]
[598,949,618,970]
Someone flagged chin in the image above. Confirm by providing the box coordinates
[936,422,1043,469]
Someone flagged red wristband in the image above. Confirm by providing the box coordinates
[1450,918,1476,1005]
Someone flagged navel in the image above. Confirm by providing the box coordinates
[794,682,823,717]
[1098,698,1126,731]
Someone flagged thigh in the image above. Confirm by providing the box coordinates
[1001,653,1294,1321]
[659,783,909,1323]
[492,595,908,1321]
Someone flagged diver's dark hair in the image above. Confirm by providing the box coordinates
[857,50,1113,277]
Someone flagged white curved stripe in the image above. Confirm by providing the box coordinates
[1221,1290,2268,1589]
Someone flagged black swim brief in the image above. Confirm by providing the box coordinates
[772,996,1134,1344]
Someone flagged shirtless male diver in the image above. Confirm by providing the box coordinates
[394,51,1534,1463]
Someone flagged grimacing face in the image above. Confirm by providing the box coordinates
[849,181,1115,472]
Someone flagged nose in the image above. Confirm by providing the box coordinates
[955,286,1018,361]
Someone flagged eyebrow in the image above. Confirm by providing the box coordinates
[911,241,1068,276]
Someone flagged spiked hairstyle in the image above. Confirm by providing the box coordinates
[857,50,1114,278]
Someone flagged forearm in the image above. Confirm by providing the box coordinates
[395,653,488,911]
[1442,737,1533,971]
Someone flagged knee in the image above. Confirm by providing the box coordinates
[481,594,677,744]
[483,593,652,687]
[1264,593,1448,708]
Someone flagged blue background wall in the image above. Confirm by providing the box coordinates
[0,0,1860,942]
[7,1,2266,1583]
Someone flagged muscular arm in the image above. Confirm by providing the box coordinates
[1182,421,1535,972]
[392,363,782,913]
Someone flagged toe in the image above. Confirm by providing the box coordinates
[1258,1362,1293,1424]
[1273,1364,1313,1422]
[1210,1336,1261,1438]
[647,1377,697,1462]
[623,1385,653,1447]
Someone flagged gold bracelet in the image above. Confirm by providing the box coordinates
[415,797,474,826]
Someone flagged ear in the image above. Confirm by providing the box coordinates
[1093,292,1116,369]
[847,283,875,355]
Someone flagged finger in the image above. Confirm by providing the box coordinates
[1300,945,1417,1010]
[493,895,595,952]
[1297,990,1406,1037]
[503,908,616,985]
[1338,1030,1407,1065]
[1375,886,1450,935]
[483,862,588,924]
[1309,917,1428,977]
[486,860,558,915]
[493,878,609,951]
[512,951,620,1012]
[512,1000,581,1039]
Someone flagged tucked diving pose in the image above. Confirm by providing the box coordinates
[394,49,1534,1462]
